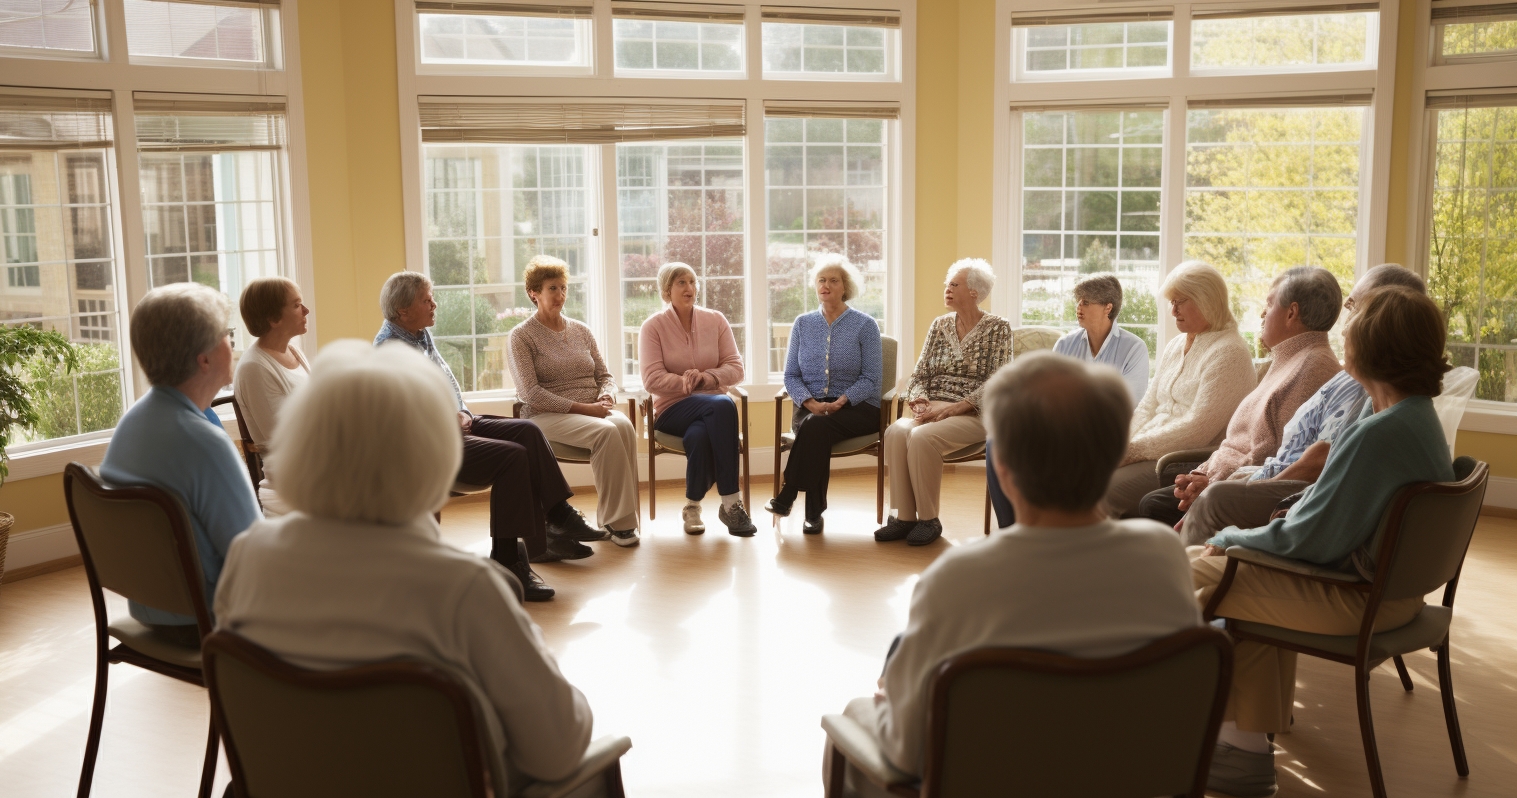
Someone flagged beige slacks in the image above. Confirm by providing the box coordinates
[1179,478,1310,546]
[883,406,986,522]
[1189,547,1423,733]
[529,410,640,531]
[1104,460,1159,517]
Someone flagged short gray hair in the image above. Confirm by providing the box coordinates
[268,339,461,524]
[657,262,698,303]
[380,271,432,323]
[946,258,995,300]
[982,352,1133,512]
[1271,266,1343,332]
[1074,273,1124,321]
[1358,263,1426,295]
[130,283,230,387]
[809,253,863,303]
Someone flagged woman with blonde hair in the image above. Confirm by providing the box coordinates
[509,255,640,546]
[1104,261,1255,516]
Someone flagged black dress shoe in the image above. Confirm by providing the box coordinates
[530,533,594,563]
[548,502,609,541]
[512,541,555,601]
[803,516,824,535]
[764,496,793,517]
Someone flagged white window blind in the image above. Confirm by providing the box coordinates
[759,5,899,27]
[415,1,591,17]
[0,90,113,150]
[1426,90,1517,109]
[763,100,899,119]
[1011,10,1173,27]
[1189,3,1376,22]
[133,94,287,152]
[612,2,744,23]
[417,99,746,143]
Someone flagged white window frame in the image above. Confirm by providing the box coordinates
[122,0,285,70]
[412,6,596,76]
[395,0,917,400]
[0,0,106,61]
[0,0,314,476]
[1404,0,1517,432]
[758,21,902,82]
[992,0,1399,359]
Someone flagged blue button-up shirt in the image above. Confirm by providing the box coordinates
[783,307,883,408]
[1052,325,1150,406]
[1249,369,1368,482]
[374,320,470,414]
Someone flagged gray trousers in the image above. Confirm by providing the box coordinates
[1179,478,1311,545]
[1104,460,1159,517]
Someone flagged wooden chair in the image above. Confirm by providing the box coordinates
[211,394,264,509]
[64,462,220,798]
[203,630,632,798]
[641,387,751,518]
[822,627,1233,797]
[1202,457,1489,798]
[772,335,899,523]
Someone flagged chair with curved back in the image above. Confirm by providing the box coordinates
[822,626,1233,797]
[641,387,751,518]
[202,630,632,798]
[210,394,264,510]
[1203,457,1489,798]
[63,462,221,798]
[773,335,899,524]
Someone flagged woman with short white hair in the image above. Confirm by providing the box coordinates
[876,258,1012,546]
[639,262,752,536]
[1103,260,1255,516]
[215,340,596,787]
[765,254,883,533]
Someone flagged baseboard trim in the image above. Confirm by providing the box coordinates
[2,554,82,584]
[1485,476,1516,511]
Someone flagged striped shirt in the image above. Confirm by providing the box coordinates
[374,320,469,414]
[783,307,883,408]
[1052,325,1150,406]
[1249,369,1368,482]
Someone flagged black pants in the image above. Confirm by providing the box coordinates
[985,439,1016,529]
[457,416,573,562]
[1135,484,1187,527]
[780,399,879,518]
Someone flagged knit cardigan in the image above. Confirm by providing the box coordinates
[1126,327,1256,464]
[1200,330,1342,480]
[507,316,617,419]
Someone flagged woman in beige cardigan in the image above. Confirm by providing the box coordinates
[1104,261,1256,516]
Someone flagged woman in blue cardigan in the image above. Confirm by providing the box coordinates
[765,255,884,533]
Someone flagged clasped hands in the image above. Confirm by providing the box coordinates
[1172,471,1210,512]
[681,368,719,395]
[571,394,618,418]
[909,398,972,424]
[803,397,848,416]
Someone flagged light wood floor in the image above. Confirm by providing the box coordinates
[2,471,1515,797]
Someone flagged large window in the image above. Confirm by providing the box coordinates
[124,0,280,67]
[417,9,592,68]
[1014,17,1170,79]
[1190,9,1376,73]
[613,14,744,75]
[0,0,98,55]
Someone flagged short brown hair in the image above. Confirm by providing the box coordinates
[982,352,1134,512]
[240,277,298,338]
[1345,286,1451,397]
[524,255,569,296]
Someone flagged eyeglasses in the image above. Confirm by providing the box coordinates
[1168,297,1191,310]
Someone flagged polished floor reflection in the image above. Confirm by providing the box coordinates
[2,470,1516,797]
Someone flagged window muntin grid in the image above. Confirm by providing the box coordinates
[418,12,590,66]
[1017,21,1170,79]
[0,0,97,55]
[1191,11,1376,73]
[124,0,274,66]
[762,23,895,78]
[613,18,743,73]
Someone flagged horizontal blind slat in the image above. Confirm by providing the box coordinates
[1192,3,1378,21]
[1012,10,1174,26]
[1011,101,1171,113]
[0,91,114,148]
[414,1,593,18]
[1431,3,1517,22]
[418,99,746,143]
[763,101,899,119]
[760,6,900,28]
[612,2,746,22]
[134,94,287,150]
[1188,93,1373,109]
[1426,90,1517,109]
[167,0,282,7]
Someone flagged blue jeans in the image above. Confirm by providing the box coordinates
[655,394,741,501]
[986,439,1016,529]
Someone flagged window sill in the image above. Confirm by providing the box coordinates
[1459,400,1517,436]
[4,435,111,483]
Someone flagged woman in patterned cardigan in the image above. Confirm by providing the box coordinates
[876,259,1012,546]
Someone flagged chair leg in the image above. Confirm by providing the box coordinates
[1436,642,1470,777]
[197,718,219,798]
[648,447,657,520]
[76,648,109,798]
[983,485,991,536]
[603,759,627,798]
[1393,655,1414,692]
[876,450,885,524]
[826,743,849,798]
[1355,664,1389,798]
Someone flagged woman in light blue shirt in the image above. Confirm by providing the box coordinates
[765,255,883,533]
[1052,273,1149,405]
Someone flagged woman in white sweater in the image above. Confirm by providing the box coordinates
[1105,261,1255,516]
[232,276,311,513]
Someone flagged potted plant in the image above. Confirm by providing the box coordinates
[0,325,79,583]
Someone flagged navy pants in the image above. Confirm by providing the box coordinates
[985,439,1016,529]
[655,394,741,501]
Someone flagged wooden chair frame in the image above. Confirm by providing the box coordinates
[1202,462,1489,798]
[211,394,264,508]
[641,387,751,518]
[772,388,898,524]
[64,462,220,798]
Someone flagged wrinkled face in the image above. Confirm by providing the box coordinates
[1259,289,1295,348]
[531,277,569,314]
[271,286,309,337]
[669,273,699,308]
[944,272,977,309]
[398,285,437,331]
[1169,292,1209,334]
[815,269,845,304]
[1076,297,1113,330]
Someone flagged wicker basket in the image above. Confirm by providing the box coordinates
[0,512,12,585]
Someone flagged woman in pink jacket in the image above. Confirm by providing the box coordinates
[639,262,755,537]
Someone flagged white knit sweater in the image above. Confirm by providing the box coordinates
[1126,327,1256,464]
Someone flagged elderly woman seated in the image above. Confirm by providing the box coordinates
[875,258,1011,546]
[508,255,640,546]
[100,283,261,645]
[232,276,311,514]
[1190,285,1455,797]
[1137,266,1344,527]
[215,341,594,790]
[1105,261,1256,517]
[639,262,753,537]
[765,254,883,534]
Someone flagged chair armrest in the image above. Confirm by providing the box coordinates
[728,385,749,399]
[820,714,915,790]
[776,388,790,401]
[511,401,523,419]
[1225,546,1364,587]
[516,735,634,798]
[246,442,266,454]
[1156,447,1218,477]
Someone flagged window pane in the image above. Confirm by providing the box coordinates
[765,118,887,373]
[1184,106,1363,354]
[424,144,593,391]
[0,149,126,443]
[1439,17,1517,60]
[762,23,895,78]
[0,0,97,54]
[125,0,272,66]
[419,13,590,67]
[1191,11,1375,72]
[617,141,745,380]
[614,19,743,73]
[1018,22,1171,78]
[1428,105,1517,403]
[1019,110,1163,358]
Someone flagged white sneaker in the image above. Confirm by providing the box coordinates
[609,528,640,547]
[682,504,706,535]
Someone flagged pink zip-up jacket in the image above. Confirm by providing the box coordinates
[639,305,745,417]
